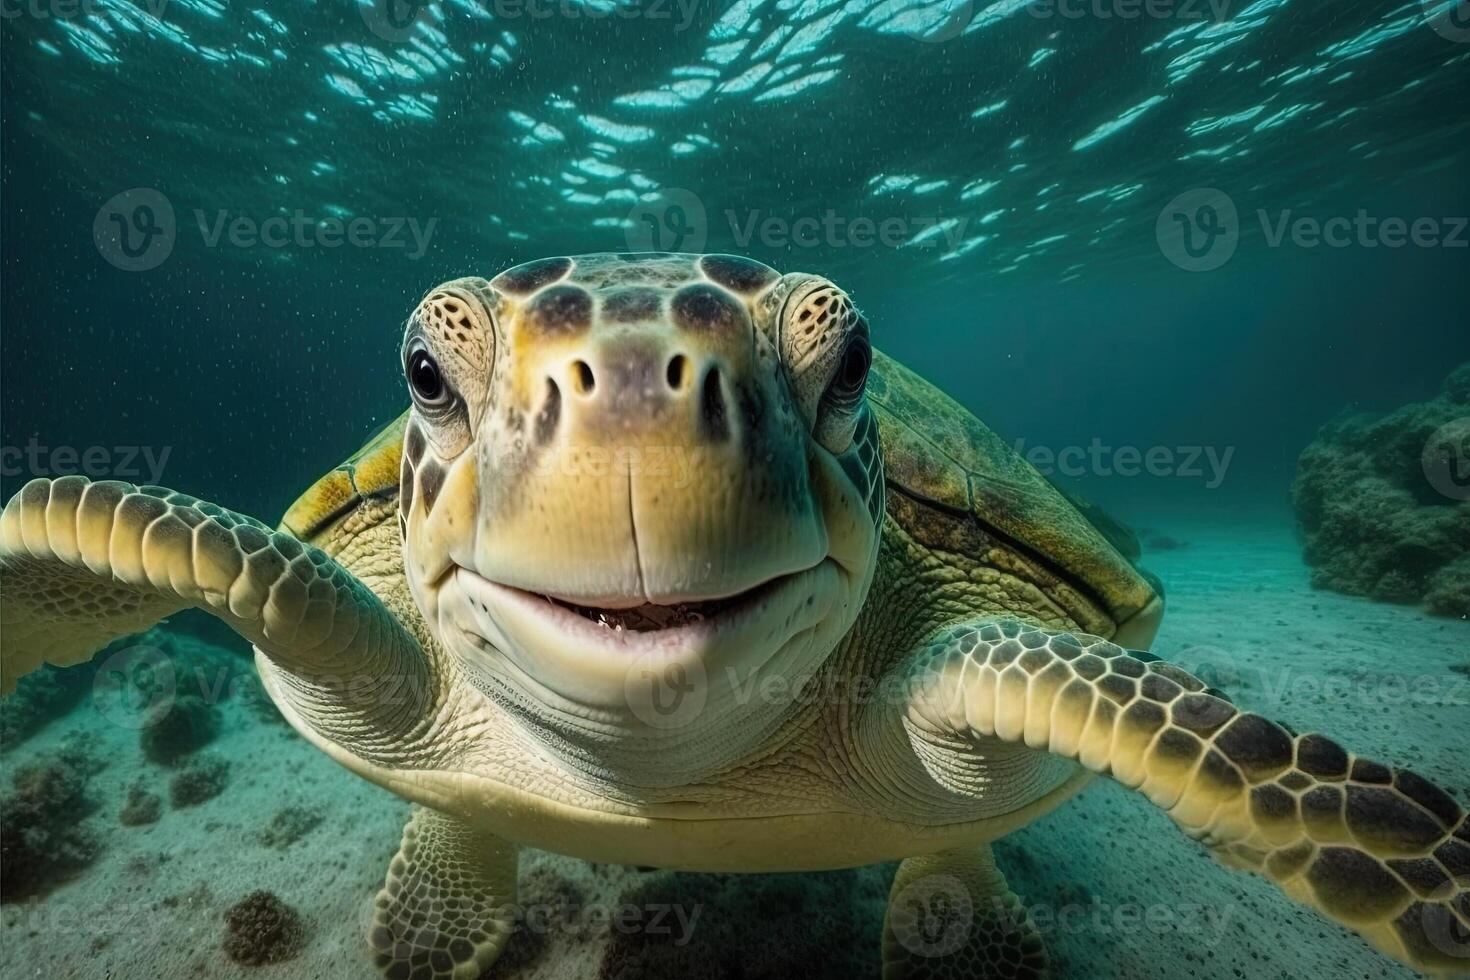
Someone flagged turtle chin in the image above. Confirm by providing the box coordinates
[432,557,855,787]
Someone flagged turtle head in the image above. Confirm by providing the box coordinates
[396,253,883,783]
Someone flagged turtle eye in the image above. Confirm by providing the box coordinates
[406,346,448,407]
[827,335,871,403]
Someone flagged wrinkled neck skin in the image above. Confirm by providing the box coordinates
[405,429,882,793]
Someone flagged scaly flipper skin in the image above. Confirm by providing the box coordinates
[371,807,519,980]
[0,476,431,749]
[881,620,1470,975]
[883,844,1048,980]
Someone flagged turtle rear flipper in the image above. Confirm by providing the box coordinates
[882,621,1470,976]
[372,806,519,979]
[0,477,430,742]
[883,844,1048,980]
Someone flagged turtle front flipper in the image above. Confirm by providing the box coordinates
[0,477,431,745]
[883,844,1048,980]
[372,806,519,980]
[878,621,1469,976]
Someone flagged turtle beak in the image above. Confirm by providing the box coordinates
[1112,591,1165,649]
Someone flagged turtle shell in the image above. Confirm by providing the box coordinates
[279,411,408,542]
[867,350,1160,635]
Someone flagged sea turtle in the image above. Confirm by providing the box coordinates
[1,252,1465,979]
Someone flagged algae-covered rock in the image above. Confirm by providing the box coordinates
[169,753,230,808]
[0,742,101,899]
[0,665,93,752]
[120,781,163,826]
[1292,363,1470,617]
[223,890,306,965]
[140,693,220,765]
[259,805,324,850]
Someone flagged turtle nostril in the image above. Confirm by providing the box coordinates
[699,366,729,442]
[572,360,596,395]
[666,354,688,391]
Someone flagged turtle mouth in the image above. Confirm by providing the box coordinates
[456,569,796,648]
[531,587,772,634]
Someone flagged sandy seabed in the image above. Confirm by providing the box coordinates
[1,511,1466,980]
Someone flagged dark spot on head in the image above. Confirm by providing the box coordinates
[700,366,729,443]
[404,422,426,467]
[535,378,561,446]
[492,256,572,294]
[601,287,664,323]
[399,458,414,518]
[524,284,593,337]
[419,459,445,515]
[699,254,779,294]
[671,283,746,336]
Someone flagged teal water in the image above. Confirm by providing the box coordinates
[2,2,1469,978]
